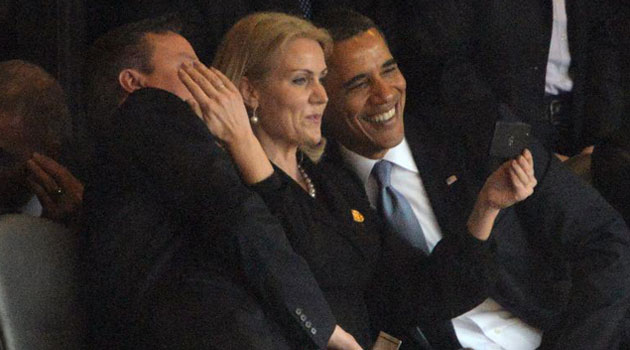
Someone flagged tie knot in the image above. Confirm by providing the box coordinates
[372,160,393,187]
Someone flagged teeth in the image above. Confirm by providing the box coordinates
[362,108,395,124]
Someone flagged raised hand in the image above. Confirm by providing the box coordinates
[467,149,537,240]
[26,153,84,228]
[178,61,252,147]
[481,149,537,210]
[178,62,273,184]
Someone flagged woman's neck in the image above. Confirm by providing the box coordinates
[256,131,300,182]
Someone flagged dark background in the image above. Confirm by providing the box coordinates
[2,0,629,144]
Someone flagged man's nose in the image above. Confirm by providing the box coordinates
[369,78,394,104]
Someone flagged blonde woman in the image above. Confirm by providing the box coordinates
[180,12,535,349]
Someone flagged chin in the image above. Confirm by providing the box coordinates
[303,133,322,147]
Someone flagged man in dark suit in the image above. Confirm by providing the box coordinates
[82,16,362,349]
[318,9,630,350]
[439,0,624,162]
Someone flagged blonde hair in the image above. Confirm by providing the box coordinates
[213,12,332,86]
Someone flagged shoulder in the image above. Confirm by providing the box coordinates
[119,88,187,115]
[317,140,367,197]
[114,88,210,141]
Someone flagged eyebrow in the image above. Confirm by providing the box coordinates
[288,68,328,74]
[382,58,397,70]
[341,58,398,90]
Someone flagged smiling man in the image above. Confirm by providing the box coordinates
[323,27,406,160]
[318,8,630,350]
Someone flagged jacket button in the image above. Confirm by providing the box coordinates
[300,314,307,321]
[311,328,317,335]
[295,308,302,315]
[305,321,312,328]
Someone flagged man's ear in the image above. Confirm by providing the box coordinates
[118,69,146,94]
[239,76,259,110]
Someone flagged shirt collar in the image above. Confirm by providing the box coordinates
[383,138,419,174]
[339,138,419,186]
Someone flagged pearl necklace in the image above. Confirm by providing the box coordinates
[297,164,316,198]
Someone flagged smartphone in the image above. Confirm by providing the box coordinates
[489,121,531,159]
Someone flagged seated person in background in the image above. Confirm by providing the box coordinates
[182,11,535,349]
[438,0,623,163]
[316,8,630,350]
[83,15,364,350]
[0,60,83,228]
[592,123,630,224]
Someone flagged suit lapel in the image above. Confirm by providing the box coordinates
[309,152,381,259]
[404,116,475,240]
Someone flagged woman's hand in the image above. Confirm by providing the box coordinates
[467,149,537,240]
[26,153,84,230]
[178,62,252,147]
[178,62,273,184]
[327,325,363,350]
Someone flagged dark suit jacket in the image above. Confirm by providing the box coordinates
[249,160,383,348]
[440,0,624,157]
[397,114,630,349]
[84,88,338,349]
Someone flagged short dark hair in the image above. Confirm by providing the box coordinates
[0,60,70,154]
[313,8,384,43]
[83,14,182,130]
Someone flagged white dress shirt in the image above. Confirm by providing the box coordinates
[20,196,43,217]
[339,139,542,350]
[545,0,573,95]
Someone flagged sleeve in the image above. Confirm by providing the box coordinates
[247,169,293,214]
[110,89,336,349]
[519,141,630,350]
[371,220,496,332]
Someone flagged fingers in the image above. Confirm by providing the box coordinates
[208,65,239,93]
[189,62,237,94]
[508,166,530,195]
[185,98,202,118]
[26,157,59,194]
[509,151,537,197]
[521,148,534,172]
[26,174,56,211]
[180,62,231,99]
[31,153,84,196]
[31,153,75,188]
[179,66,218,105]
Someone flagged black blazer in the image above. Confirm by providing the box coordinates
[84,88,337,349]
[402,114,630,349]
[249,160,383,348]
[440,0,624,156]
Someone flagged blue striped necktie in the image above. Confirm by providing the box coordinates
[372,160,429,253]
